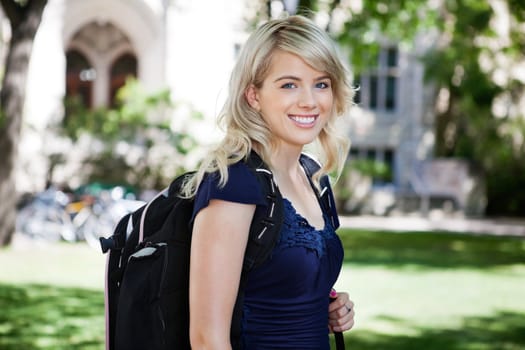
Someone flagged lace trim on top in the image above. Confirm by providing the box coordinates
[276,198,335,258]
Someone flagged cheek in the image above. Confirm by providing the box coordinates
[321,97,335,124]
[259,95,290,118]
[322,94,335,110]
[318,98,335,121]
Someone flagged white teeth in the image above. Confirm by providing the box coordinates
[290,115,315,124]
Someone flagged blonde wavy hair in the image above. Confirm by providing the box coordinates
[181,15,354,198]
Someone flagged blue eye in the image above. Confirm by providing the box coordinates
[281,82,296,89]
[316,81,330,89]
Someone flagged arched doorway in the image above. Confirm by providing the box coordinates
[65,21,136,108]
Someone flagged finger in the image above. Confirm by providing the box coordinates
[328,292,349,312]
[328,297,354,317]
[332,317,355,332]
[328,305,354,324]
[328,302,355,327]
[329,308,355,332]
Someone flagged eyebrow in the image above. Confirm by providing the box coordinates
[273,75,331,83]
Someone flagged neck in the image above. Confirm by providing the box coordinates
[271,145,301,167]
[265,147,305,186]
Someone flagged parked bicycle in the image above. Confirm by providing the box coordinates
[16,184,144,248]
[16,186,79,242]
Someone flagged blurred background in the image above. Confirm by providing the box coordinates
[0,0,524,349]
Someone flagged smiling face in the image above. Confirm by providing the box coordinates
[245,50,334,152]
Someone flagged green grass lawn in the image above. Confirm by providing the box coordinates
[1,229,524,349]
[334,229,525,349]
[0,242,106,350]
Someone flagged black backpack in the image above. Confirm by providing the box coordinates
[100,151,344,350]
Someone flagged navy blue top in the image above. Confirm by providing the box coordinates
[192,160,344,349]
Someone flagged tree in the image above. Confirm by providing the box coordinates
[338,0,525,216]
[0,0,47,246]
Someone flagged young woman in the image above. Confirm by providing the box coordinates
[183,14,355,349]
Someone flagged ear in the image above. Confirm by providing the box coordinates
[245,85,260,111]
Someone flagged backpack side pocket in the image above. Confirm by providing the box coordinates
[114,243,168,350]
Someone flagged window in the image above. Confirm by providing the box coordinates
[109,53,137,107]
[349,147,395,183]
[356,46,399,112]
[65,49,94,109]
[369,74,378,109]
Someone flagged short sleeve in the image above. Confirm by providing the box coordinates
[191,161,267,222]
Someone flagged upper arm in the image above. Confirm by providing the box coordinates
[189,198,256,348]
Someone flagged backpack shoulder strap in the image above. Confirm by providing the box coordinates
[229,151,284,349]
[241,151,284,272]
[299,153,340,230]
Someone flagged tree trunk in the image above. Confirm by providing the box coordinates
[0,0,47,246]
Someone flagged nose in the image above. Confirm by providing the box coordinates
[298,88,316,108]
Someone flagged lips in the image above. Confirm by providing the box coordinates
[289,114,318,126]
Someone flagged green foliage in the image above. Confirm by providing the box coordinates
[481,117,525,215]
[337,0,440,72]
[60,79,200,190]
[418,1,524,215]
[63,78,172,142]
[333,159,392,214]
[350,158,392,182]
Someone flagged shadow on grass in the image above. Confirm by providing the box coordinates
[335,310,525,350]
[339,229,525,269]
[0,283,104,350]
[2,283,524,350]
